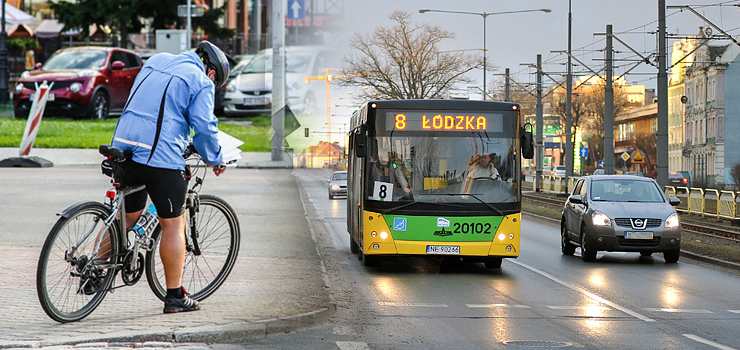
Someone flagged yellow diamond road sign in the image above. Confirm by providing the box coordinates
[621,152,630,161]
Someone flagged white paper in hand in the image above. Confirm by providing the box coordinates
[218,130,244,166]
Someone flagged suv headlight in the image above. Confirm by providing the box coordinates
[591,211,611,226]
[69,82,82,93]
[665,213,679,228]
[15,83,23,93]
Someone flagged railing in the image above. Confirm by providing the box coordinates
[530,175,740,221]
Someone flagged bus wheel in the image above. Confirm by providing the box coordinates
[484,257,502,269]
[350,234,359,254]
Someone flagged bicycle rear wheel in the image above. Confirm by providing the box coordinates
[145,194,240,301]
[36,202,121,323]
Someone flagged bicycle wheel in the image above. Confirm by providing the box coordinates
[146,194,240,301]
[36,202,121,323]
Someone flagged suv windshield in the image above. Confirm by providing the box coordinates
[590,179,665,203]
[44,50,107,70]
[366,134,518,204]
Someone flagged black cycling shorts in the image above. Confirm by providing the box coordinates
[122,160,187,219]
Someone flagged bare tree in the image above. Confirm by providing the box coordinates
[341,11,482,100]
[580,84,629,168]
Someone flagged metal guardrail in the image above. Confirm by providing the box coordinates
[532,175,740,220]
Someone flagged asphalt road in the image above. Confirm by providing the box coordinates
[242,168,740,350]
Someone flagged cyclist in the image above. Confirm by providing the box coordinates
[111,40,230,314]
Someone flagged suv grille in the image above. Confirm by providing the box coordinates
[617,236,661,247]
[614,218,662,228]
[21,81,80,90]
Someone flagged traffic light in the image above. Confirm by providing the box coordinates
[304,128,309,137]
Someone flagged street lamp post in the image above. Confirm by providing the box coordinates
[419,8,551,100]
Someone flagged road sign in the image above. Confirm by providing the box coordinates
[177,5,207,17]
[287,0,305,19]
[631,149,645,164]
[620,152,630,162]
[579,147,589,158]
[598,160,604,168]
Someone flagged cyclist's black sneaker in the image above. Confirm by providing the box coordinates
[163,292,201,314]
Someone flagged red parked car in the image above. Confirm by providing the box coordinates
[13,46,142,119]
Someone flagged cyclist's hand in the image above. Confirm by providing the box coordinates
[213,164,226,177]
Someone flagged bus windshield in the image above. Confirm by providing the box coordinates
[366,134,518,204]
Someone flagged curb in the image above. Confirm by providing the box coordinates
[0,306,336,349]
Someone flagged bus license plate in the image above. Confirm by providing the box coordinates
[426,245,460,255]
[625,231,653,239]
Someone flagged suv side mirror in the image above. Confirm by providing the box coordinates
[111,61,126,70]
[521,123,534,159]
[569,194,583,204]
[669,197,681,206]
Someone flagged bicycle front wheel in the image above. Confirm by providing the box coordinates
[36,202,121,323]
[145,194,240,301]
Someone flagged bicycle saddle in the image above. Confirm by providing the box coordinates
[98,144,128,161]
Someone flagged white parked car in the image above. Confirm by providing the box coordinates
[551,165,566,177]
[223,46,343,117]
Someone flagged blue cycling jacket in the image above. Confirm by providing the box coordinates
[112,50,223,170]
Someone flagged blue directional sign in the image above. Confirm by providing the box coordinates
[579,147,589,158]
[287,0,305,19]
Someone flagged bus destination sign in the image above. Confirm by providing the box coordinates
[385,111,503,132]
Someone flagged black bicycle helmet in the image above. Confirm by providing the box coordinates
[195,40,230,86]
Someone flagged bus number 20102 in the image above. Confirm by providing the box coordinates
[453,222,492,234]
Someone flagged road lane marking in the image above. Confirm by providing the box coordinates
[466,304,531,309]
[683,334,737,350]
[548,305,611,311]
[508,260,656,322]
[378,302,447,307]
[644,308,713,313]
[729,310,740,314]
[336,341,370,350]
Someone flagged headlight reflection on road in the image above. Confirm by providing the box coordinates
[662,287,681,307]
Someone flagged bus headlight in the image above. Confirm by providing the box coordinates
[371,231,377,238]
[380,231,388,239]
[665,213,679,228]
[591,211,611,226]
[498,233,506,241]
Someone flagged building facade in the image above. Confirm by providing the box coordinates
[668,37,694,173]
[683,29,739,186]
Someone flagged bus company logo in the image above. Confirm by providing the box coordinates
[437,217,450,227]
[434,228,453,236]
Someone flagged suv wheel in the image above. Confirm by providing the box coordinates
[580,224,597,262]
[88,91,109,120]
[561,220,576,256]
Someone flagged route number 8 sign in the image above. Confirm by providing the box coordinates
[371,181,394,201]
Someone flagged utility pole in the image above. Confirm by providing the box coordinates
[271,0,286,161]
[504,68,510,102]
[604,24,615,175]
[657,0,669,188]
[536,54,544,192]
[565,0,573,182]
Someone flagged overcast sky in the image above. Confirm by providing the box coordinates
[334,0,740,96]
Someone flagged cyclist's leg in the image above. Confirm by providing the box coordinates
[158,214,186,289]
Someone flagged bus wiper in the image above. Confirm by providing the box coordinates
[384,200,467,214]
[432,193,504,216]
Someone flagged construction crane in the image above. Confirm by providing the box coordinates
[304,67,359,143]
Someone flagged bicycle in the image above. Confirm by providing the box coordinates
[36,144,241,323]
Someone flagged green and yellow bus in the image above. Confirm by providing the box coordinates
[346,99,534,267]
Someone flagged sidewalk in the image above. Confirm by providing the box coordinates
[0,149,334,349]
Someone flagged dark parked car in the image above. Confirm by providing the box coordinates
[668,171,691,189]
[560,175,682,263]
[13,46,142,119]
[327,170,347,199]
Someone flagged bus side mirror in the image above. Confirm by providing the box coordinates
[355,134,367,158]
[521,123,534,159]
